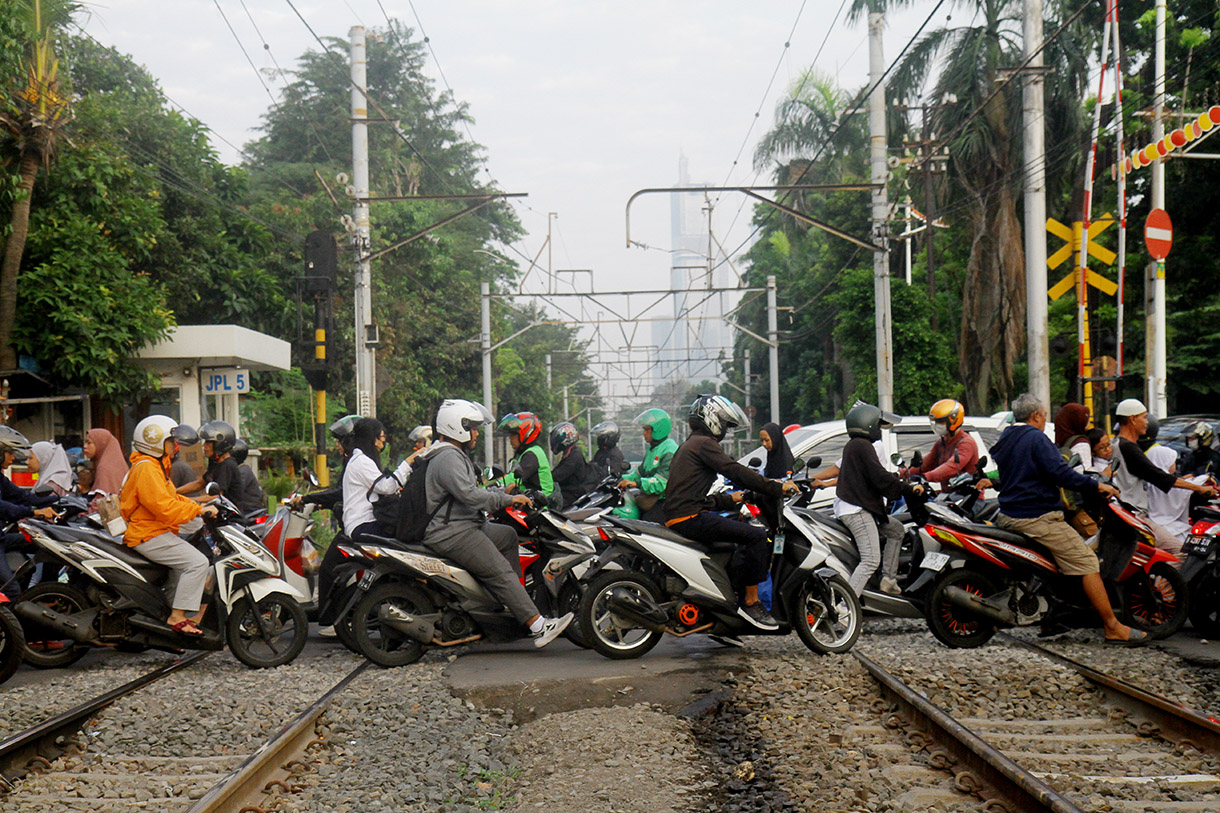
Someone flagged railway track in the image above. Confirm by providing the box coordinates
[857,637,1220,812]
[0,654,367,812]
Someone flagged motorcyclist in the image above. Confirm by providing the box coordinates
[1112,399,1217,560]
[229,439,267,515]
[341,417,414,543]
[0,426,58,598]
[498,412,560,508]
[836,403,925,597]
[176,420,240,504]
[590,420,626,477]
[617,408,677,523]
[296,414,363,525]
[977,393,1144,645]
[120,416,219,636]
[663,395,797,629]
[422,399,572,647]
[408,424,433,453]
[550,422,596,509]
[902,399,978,486]
[1184,421,1220,476]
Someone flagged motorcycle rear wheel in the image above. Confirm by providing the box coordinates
[18,583,91,668]
[1123,562,1189,639]
[790,574,862,655]
[0,605,26,685]
[1188,569,1220,638]
[578,570,664,660]
[351,582,432,667]
[925,568,998,649]
[226,594,308,668]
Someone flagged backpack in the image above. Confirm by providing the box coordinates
[393,447,454,544]
[366,471,404,534]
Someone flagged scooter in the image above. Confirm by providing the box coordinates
[11,487,309,669]
[1180,505,1220,637]
[574,471,863,660]
[345,503,596,667]
[0,593,23,685]
[917,489,1188,648]
[256,493,321,614]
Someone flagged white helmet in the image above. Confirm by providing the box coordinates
[132,415,199,458]
[435,399,492,443]
[689,394,748,440]
[408,425,433,446]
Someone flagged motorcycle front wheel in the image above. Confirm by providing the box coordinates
[578,570,664,660]
[790,574,861,655]
[558,581,590,649]
[925,568,998,649]
[0,605,26,685]
[351,582,432,667]
[226,594,308,668]
[1124,562,1189,639]
[1188,569,1220,638]
[18,582,91,668]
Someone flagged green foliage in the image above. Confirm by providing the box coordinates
[242,369,330,456]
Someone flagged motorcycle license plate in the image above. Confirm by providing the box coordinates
[921,551,950,572]
[1183,536,1213,555]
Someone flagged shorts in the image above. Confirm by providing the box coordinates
[996,511,1099,576]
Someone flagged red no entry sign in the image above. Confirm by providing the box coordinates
[1145,208,1173,260]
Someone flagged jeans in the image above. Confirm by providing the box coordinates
[841,511,904,597]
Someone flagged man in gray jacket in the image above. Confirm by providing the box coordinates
[422,399,572,647]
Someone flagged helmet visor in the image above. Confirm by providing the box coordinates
[463,401,494,432]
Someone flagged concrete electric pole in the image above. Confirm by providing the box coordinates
[1148,0,1168,417]
[869,12,895,413]
[1023,0,1051,409]
[350,26,376,418]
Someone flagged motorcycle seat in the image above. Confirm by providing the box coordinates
[945,519,1030,547]
[81,534,170,577]
[563,507,603,522]
[609,517,738,553]
[802,510,852,537]
[356,533,432,555]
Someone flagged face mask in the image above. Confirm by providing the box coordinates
[932,423,949,439]
[1188,438,1200,450]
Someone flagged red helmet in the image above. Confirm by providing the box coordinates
[497,412,543,445]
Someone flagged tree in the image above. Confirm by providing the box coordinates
[0,0,76,369]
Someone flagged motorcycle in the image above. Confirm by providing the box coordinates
[917,489,1189,648]
[346,503,596,667]
[256,492,321,615]
[0,593,23,685]
[574,471,863,660]
[1180,505,1220,637]
[11,487,309,669]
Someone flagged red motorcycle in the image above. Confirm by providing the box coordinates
[917,495,1188,648]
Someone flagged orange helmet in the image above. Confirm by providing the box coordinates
[497,412,543,445]
[929,399,964,433]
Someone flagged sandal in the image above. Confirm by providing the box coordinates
[170,619,205,636]
[1105,629,1150,647]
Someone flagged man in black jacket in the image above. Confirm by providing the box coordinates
[663,395,797,629]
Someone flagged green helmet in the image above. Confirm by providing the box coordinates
[845,401,898,442]
[634,408,672,440]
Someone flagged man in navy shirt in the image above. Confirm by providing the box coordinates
[982,394,1144,645]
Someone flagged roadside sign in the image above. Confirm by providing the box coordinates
[202,368,250,395]
[1145,208,1173,260]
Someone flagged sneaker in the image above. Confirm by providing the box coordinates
[532,613,574,648]
[739,602,779,630]
[317,625,338,638]
[708,634,744,647]
[879,576,901,595]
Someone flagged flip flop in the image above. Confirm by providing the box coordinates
[170,619,205,636]
[1105,629,1150,647]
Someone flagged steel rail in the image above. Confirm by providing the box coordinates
[853,651,1084,813]
[1001,634,1220,755]
[0,650,211,789]
[187,661,370,812]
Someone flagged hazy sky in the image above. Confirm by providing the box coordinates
[80,1,934,407]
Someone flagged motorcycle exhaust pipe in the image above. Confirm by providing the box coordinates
[379,605,436,644]
[606,587,668,632]
[12,601,95,643]
[943,586,1017,626]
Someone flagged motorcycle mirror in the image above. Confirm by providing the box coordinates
[976,455,988,472]
[911,450,923,469]
[205,482,221,496]
[792,457,805,471]
[747,457,762,467]
[305,468,320,488]
[805,456,822,469]
[890,452,902,464]
[619,460,632,474]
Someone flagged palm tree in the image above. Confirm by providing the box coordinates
[0,0,76,369]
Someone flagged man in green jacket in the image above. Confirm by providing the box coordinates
[618,408,677,523]
[498,412,560,508]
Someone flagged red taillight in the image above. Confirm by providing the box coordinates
[1190,520,1217,536]
[746,503,760,517]
[20,527,33,544]
[598,527,612,542]
[254,515,268,524]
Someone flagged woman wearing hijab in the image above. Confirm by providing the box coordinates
[29,441,73,496]
[84,428,129,495]
[760,422,795,478]
[341,418,413,543]
[1053,403,1093,471]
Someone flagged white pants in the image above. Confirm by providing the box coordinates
[136,533,209,612]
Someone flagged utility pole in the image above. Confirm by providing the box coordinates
[1148,0,1168,416]
[744,348,752,434]
[545,353,552,392]
[547,212,556,294]
[350,27,376,417]
[869,12,894,413]
[481,282,493,466]
[1023,0,1050,408]
[767,275,780,423]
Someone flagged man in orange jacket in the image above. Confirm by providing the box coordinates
[120,416,217,635]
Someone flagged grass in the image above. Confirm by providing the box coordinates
[452,766,523,810]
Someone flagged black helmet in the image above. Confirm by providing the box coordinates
[550,421,579,453]
[0,425,32,462]
[845,401,897,442]
[592,420,619,449]
[199,420,236,458]
[1138,415,1161,451]
[231,438,249,464]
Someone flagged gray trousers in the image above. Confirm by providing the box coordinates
[841,511,905,597]
[424,521,539,626]
[137,532,210,613]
